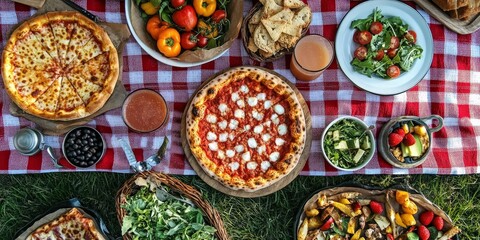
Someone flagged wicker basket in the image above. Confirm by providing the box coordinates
[115,171,230,240]
[242,2,310,62]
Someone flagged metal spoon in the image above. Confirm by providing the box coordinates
[155,187,195,207]
[360,125,375,137]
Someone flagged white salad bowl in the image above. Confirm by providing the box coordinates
[321,116,376,171]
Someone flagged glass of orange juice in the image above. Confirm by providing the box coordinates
[290,34,334,81]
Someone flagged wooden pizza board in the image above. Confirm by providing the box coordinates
[181,66,312,198]
[413,0,480,34]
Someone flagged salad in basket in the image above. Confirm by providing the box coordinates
[135,0,231,57]
[350,8,423,79]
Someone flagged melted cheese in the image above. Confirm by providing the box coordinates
[240,85,249,93]
[262,133,271,142]
[218,120,228,130]
[208,142,218,151]
[236,99,245,108]
[219,132,228,142]
[254,125,264,134]
[218,103,228,113]
[275,138,285,146]
[248,138,258,148]
[242,152,251,161]
[269,152,280,162]
[257,92,266,101]
[229,119,239,130]
[261,161,271,172]
[247,97,258,107]
[264,100,272,109]
[231,92,240,102]
[246,161,258,170]
[206,114,217,123]
[206,132,217,141]
[229,162,240,171]
[235,145,245,153]
[274,104,285,115]
[257,145,266,155]
[234,109,245,119]
[278,123,288,136]
[226,149,235,158]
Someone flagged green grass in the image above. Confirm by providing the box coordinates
[0,173,478,239]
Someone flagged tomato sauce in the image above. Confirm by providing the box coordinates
[122,89,168,133]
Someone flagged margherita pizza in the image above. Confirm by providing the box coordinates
[26,208,105,240]
[186,66,306,192]
[2,11,118,121]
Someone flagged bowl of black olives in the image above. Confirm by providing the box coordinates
[63,126,106,168]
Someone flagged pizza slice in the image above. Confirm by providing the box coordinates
[27,76,62,119]
[55,77,86,119]
[63,15,97,67]
[2,21,57,71]
[3,67,58,110]
[45,11,76,67]
[28,14,60,63]
[68,51,118,89]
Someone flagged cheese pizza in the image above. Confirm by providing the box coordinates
[26,208,105,240]
[2,11,118,121]
[186,66,306,192]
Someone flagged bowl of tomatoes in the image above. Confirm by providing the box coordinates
[125,0,242,67]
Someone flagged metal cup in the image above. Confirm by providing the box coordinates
[13,128,62,168]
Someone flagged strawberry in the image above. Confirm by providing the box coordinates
[432,216,444,230]
[417,225,430,240]
[369,200,384,214]
[403,133,416,146]
[393,128,406,137]
[388,132,403,146]
[419,211,434,226]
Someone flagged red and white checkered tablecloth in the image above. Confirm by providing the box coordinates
[0,0,479,175]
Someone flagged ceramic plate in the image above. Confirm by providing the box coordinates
[335,0,434,95]
[125,0,227,68]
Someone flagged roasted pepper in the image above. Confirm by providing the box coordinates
[141,1,160,15]
[146,15,169,40]
[196,19,218,38]
[157,28,181,57]
[193,0,216,17]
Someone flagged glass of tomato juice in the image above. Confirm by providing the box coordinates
[122,88,169,133]
[290,34,334,81]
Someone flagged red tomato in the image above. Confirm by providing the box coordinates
[197,34,208,48]
[370,21,383,34]
[172,5,198,31]
[320,217,334,231]
[387,65,401,78]
[387,48,398,58]
[180,31,197,50]
[170,0,185,8]
[389,36,400,49]
[357,30,372,45]
[211,10,227,23]
[374,49,384,61]
[405,30,417,43]
[354,46,368,60]
[353,30,361,43]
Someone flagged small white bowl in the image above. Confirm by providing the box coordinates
[321,116,375,171]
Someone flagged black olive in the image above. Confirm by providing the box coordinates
[75,139,82,145]
[76,149,82,155]
[80,161,87,166]
[78,156,85,161]
[86,152,93,158]
[71,151,77,157]
[68,138,75,145]
[90,148,97,154]
[91,156,98,162]
[88,142,95,147]
[88,161,94,165]
[85,129,91,134]
[72,144,79,149]
[95,152,102,158]
[82,146,89,152]
[75,130,82,136]
[82,140,88,145]
[89,138,95,143]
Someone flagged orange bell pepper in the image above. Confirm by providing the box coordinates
[157,28,181,57]
[193,0,216,17]
[141,2,160,15]
[196,19,218,38]
[146,15,169,40]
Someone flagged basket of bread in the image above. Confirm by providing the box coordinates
[242,0,312,62]
[116,171,229,240]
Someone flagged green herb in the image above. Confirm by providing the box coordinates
[349,8,423,78]
[121,181,216,240]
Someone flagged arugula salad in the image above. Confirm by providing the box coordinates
[323,119,372,169]
[350,8,423,79]
[121,179,216,240]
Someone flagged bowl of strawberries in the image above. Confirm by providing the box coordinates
[378,115,443,168]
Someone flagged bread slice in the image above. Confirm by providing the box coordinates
[263,0,284,17]
[293,6,312,28]
[447,0,480,19]
[261,18,287,42]
[432,0,468,11]
[284,0,305,9]
[270,8,295,22]
[250,8,263,24]
[254,24,277,54]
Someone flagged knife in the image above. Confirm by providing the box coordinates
[61,0,101,23]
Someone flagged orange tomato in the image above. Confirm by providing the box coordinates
[146,15,169,40]
[157,28,181,57]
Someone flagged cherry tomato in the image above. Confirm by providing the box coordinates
[353,30,361,44]
[172,5,198,31]
[320,217,334,231]
[197,34,208,48]
[387,48,398,58]
[354,46,368,60]
[211,10,227,23]
[374,49,384,61]
[370,21,383,35]
[389,36,400,49]
[405,30,417,43]
[180,31,197,50]
[170,0,185,8]
[387,65,401,78]
[357,30,372,45]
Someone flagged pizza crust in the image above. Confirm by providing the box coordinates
[186,66,306,192]
[2,12,119,121]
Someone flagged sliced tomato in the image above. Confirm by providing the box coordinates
[354,46,368,60]
[405,30,417,43]
[370,21,383,35]
[389,36,400,49]
[353,30,361,44]
[320,217,334,231]
[387,65,401,78]
[357,30,372,45]
[387,48,398,59]
[374,49,385,61]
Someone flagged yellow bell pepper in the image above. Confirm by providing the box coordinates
[141,2,160,15]
[197,19,218,38]
[193,0,216,17]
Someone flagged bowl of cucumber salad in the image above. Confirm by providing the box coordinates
[321,116,375,171]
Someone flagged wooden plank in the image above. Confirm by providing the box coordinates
[12,0,45,9]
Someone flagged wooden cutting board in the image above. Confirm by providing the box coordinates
[181,66,313,198]
[413,0,480,34]
[12,0,45,9]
